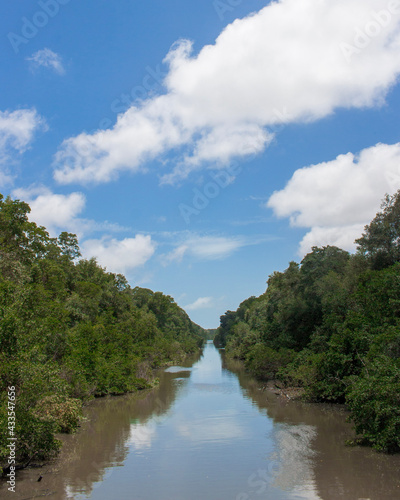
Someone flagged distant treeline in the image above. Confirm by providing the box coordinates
[0,194,204,473]
[204,328,217,340]
[215,191,400,453]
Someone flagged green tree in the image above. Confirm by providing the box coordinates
[0,192,205,472]
[356,190,400,269]
[347,357,400,452]
[58,232,81,260]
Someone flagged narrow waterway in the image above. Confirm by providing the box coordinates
[3,342,400,499]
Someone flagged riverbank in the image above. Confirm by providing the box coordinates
[0,347,203,499]
[220,350,306,401]
[0,344,204,479]
[263,380,305,401]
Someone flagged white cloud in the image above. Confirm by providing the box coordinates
[298,225,366,255]
[267,142,400,255]
[13,186,86,236]
[160,124,273,185]
[54,0,400,185]
[185,297,214,311]
[81,235,155,274]
[12,186,131,238]
[163,234,246,263]
[188,236,244,259]
[0,109,46,182]
[27,48,65,75]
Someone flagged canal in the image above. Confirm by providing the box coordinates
[2,341,400,499]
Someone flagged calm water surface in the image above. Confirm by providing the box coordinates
[2,342,400,499]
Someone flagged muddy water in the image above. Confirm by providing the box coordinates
[2,341,400,500]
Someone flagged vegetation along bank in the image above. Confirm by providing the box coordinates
[0,193,205,474]
[215,191,400,454]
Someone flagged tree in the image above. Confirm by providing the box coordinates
[356,190,400,269]
[0,192,205,472]
[58,232,81,261]
[300,246,350,286]
[346,357,400,453]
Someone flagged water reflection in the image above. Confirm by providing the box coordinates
[223,352,400,500]
[2,343,400,500]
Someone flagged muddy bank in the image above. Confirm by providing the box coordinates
[263,380,306,400]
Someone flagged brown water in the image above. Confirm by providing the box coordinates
[2,342,400,500]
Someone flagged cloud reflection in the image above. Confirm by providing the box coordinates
[177,409,245,444]
[127,422,157,450]
[272,424,320,498]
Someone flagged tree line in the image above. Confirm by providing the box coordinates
[0,194,204,473]
[215,191,400,453]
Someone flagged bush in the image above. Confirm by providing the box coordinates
[346,357,400,453]
[33,395,82,433]
[245,344,295,380]
[278,349,321,390]
[0,402,61,467]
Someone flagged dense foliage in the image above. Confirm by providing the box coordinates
[0,194,204,473]
[215,191,400,453]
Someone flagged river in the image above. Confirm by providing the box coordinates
[2,341,400,499]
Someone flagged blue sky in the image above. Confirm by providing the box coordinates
[1,0,400,328]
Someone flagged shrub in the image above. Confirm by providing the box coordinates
[33,395,82,434]
[245,344,295,380]
[346,357,400,453]
[278,349,321,390]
